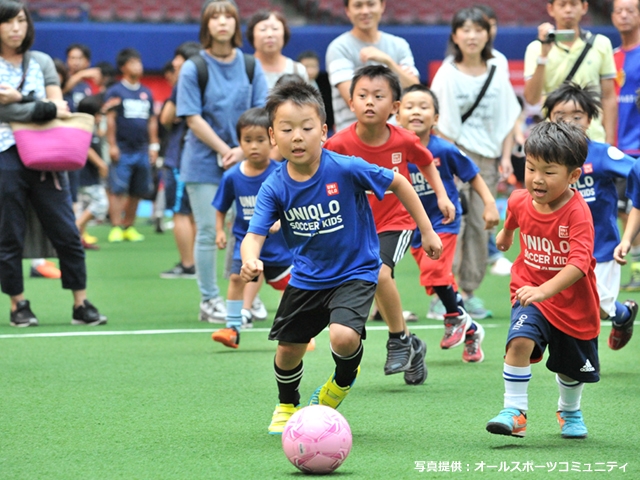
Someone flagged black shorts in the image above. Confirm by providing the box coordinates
[268,280,376,344]
[378,230,412,276]
[507,302,600,383]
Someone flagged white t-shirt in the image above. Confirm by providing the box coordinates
[430,59,521,158]
[326,31,419,132]
[262,57,309,91]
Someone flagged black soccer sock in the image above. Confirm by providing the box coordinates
[433,285,461,314]
[332,342,363,388]
[389,331,408,340]
[274,359,303,406]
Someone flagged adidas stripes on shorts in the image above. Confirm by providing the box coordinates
[507,302,600,383]
[378,230,413,278]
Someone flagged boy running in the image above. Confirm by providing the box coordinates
[486,122,600,439]
[396,84,500,363]
[543,82,637,351]
[211,108,293,348]
[240,82,442,434]
[324,65,455,385]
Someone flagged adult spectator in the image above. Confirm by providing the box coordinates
[523,0,617,144]
[612,0,640,290]
[430,7,521,320]
[63,43,99,111]
[0,0,105,327]
[326,0,419,132]
[159,41,201,279]
[177,0,268,322]
[246,10,308,90]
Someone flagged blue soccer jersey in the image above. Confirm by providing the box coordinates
[104,81,154,153]
[614,44,640,157]
[626,158,640,209]
[409,135,480,248]
[572,141,636,262]
[248,149,393,290]
[213,160,292,266]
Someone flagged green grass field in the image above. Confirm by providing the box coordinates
[1,223,639,479]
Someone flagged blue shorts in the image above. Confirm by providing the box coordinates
[163,167,192,215]
[507,302,600,383]
[109,151,152,197]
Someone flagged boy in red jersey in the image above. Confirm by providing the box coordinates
[486,122,600,440]
[324,65,455,385]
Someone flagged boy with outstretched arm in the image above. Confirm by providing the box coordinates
[324,65,455,385]
[240,82,442,434]
[486,122,600,440]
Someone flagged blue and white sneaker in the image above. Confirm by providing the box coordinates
[486,408,527,437]
[556,410,588,439]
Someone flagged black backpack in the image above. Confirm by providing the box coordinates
[188,52,256,104]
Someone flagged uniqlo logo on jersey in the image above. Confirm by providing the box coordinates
[391,152,402,164]
[559,225,569,238]
[434,157,441,167]
[326,182,339,196]
[583,163,593,174]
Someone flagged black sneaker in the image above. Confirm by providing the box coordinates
[160,263,196,279]
[384,335,415,375]
[72,300,107,326]
[10,300,39,327]
[404,334,427,385]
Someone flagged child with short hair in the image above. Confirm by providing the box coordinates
[241,82,442,434]
[75,95,109,250]
[211,108,293,349]
[543,82,637,351]
[324,65,455,385]
[297,50,320,90]
[105,48,159,243]
[486,122,600,439]
[396,84,500,363]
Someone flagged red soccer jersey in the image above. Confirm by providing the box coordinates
[505,189,600,340]
[324,123,433,233]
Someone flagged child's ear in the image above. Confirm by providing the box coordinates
[269,127,276,147]
[568,167,583,184]
[321,123,328,143]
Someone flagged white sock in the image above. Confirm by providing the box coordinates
[556,374,584,412]
[503,363,531,412]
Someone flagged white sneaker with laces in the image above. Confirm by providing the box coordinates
[250,295,268,321]
[199,297,227,323]
[490,257,513,276]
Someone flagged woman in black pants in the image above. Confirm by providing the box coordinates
[0,0,105,327]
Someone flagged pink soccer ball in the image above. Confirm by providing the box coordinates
[282,405,352,474]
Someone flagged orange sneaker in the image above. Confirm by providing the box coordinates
[30,262,61,279]
[212,327,240,349]
[306,337,316,351]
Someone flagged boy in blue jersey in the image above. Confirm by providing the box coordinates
[544,82,638,351]
[211,108,293,349]
[105,48,159,243]
[396,85,500,362]
[240,82,442,434]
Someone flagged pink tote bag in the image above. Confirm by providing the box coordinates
[10,112,95,171]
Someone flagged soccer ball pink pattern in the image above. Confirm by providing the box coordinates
[282,405,352,474]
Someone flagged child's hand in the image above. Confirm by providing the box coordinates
[109,144,120,163]
[269,220,282,234]
[240,259,264,283]
[421,230,443,261]
[216,230,227,250]
[483,203,500,230]
[515,285,548,307]
[97,161,109,179]
[614,240,631,265]
[496,228,513,252]
[438,197,456,225]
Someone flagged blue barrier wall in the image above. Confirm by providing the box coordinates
[33,23,620,82]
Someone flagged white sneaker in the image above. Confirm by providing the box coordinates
[490,257,513,276]
[250,295,268,321]
[199,297,227,323]
[241,308,254,329]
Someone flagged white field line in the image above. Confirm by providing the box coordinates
[0,323,501,340]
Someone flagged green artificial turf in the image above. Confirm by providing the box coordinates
[1,223,638,479]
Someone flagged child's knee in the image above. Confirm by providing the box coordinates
[506,337,535,358]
